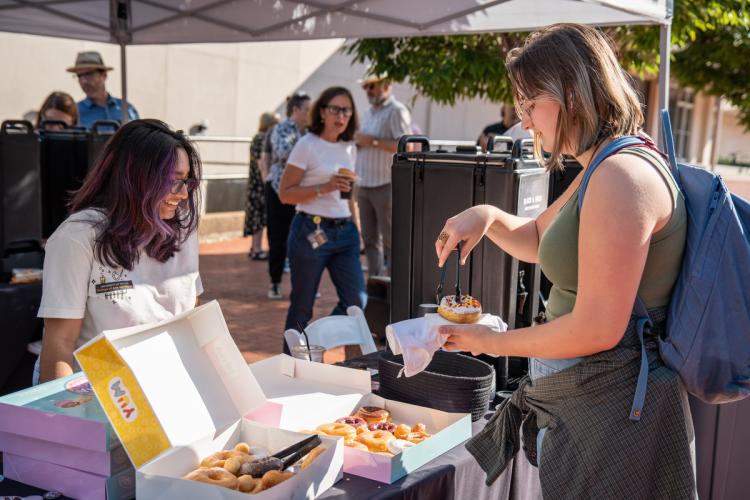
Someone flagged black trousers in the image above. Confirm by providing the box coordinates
[265,182,296,284]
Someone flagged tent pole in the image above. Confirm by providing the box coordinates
[120,41,129,124]
[657,21,671,148]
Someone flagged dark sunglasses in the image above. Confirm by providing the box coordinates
[325,105,353,117]
[169,177,200,194]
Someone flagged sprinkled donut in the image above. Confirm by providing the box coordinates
[335,416,367,428]
[437,294,482,324]
[368,421,397,433]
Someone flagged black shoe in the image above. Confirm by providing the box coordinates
[251,251,268,261]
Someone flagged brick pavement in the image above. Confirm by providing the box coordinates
[199,236,347,364]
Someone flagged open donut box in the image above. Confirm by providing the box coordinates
[246,355,472,484]
[73,301,343,499]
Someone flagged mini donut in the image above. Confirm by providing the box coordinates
[237,474,263,493]
[200,450,253,469]
[356,430,395,453]
[393,424,412,439]
[368,422,397,433]
[335,416,367,428]
[344,439,369,451]
[223,456,242,475]
[387,439,417,455]
[317,422,356,439]
[261,469,293,489]
[184,466,239,490]
[411,423,427,434]
[356,406,391,424]
[234,442,250,454]
[437,294,482,324]
[405,431,430,444]
[301,446,326,470]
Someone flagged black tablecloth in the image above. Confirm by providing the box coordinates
[0,353,542,500]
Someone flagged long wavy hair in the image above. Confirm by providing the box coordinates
[69,119,202,270]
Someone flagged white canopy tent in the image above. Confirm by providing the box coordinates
[0,0,673,131]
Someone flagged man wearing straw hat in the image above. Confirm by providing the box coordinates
[67,51,139,128]
[354,72,411,277]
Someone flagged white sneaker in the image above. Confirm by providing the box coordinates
[267,283,282,300]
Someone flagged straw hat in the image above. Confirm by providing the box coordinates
[66,51,113,74]
[357,70,389,86]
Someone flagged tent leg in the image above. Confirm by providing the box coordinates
[657,22,671,147]
[120,41,129,124]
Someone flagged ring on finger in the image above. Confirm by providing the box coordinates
[438,231,449,244]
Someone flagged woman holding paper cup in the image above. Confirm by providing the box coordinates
[434,24,693,498]
[279,86,367,353]
[36,119,203,383]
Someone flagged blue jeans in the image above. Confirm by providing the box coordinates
[284,214,367,353]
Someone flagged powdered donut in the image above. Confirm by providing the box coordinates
[184,466,239,490]
[387,439,417,455]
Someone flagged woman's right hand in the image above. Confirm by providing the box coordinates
[435,205,497,267]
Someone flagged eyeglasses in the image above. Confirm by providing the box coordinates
[169,177,200,194]
[325,105,353,117]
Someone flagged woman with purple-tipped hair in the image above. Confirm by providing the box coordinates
[35,119,204,383]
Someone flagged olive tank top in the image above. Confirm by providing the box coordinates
[538,148,687,321]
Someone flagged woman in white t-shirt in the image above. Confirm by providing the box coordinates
[36,119,203,383]
[279,87,367,352]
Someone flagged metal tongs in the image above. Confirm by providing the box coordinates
[436,241,464,305]
[239,434,322,477]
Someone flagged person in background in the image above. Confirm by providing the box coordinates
[437,24,693,498]
[244,112,280,260]
[35,91,79,130]
[354,74,411,277]
[265,92,311,300]
[36,119,202,383]
[67,51,139,128]
[477,104,519,152]
[279,87,366,354]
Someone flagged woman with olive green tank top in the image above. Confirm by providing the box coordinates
[532,146,687,379]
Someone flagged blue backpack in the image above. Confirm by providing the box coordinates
[578,110,750,412]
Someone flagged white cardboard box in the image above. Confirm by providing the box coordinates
[74,301,343,499]
[246,354,472,484]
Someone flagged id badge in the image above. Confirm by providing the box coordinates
[307,216,328,249]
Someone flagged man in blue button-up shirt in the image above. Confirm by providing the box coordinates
[67,51,139,128]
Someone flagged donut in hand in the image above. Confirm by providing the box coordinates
[437,295,482,324]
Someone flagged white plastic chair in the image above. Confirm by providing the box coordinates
[284,306,377,355]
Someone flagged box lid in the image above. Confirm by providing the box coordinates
[74,300,268,467]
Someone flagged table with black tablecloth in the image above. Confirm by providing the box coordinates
[0,353,542,500]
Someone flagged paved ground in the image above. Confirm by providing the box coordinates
[199,236,347,365]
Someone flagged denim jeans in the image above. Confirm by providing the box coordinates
[284,214,367,353]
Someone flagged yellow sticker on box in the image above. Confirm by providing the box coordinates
[76,338,171,468]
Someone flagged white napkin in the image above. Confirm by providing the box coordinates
[385,313,507,377]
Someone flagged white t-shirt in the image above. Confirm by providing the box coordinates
[506,122,533,144]
[286,133,356,219]
[38,209,203,356]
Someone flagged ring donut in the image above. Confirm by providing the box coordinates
[237,474,263,493]
[317,422,356,439]
[368,421,397,433]
[356,430,395,453]
[335,416,367,428]
[200,450,253,469]
[184,467,239,490]
[344,439,369,451]
[405,431,430,444]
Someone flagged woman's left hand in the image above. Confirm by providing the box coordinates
[440,324,498,355]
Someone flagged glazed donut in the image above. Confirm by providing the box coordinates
[387,439,417,455]
[301,446,326,470]
[261,469,294,489]
[437,294,482,324]
[237,474,262,493]
[393,424,412,439]
[368,422,397,433]
[317,422,357,439]
[200,450,253,469]
[344,439,369,451]
[411,423,427,434]
[184,467,239,490]
[356,406,391,424]
[357,430,395,453]
[335,416,367,428]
